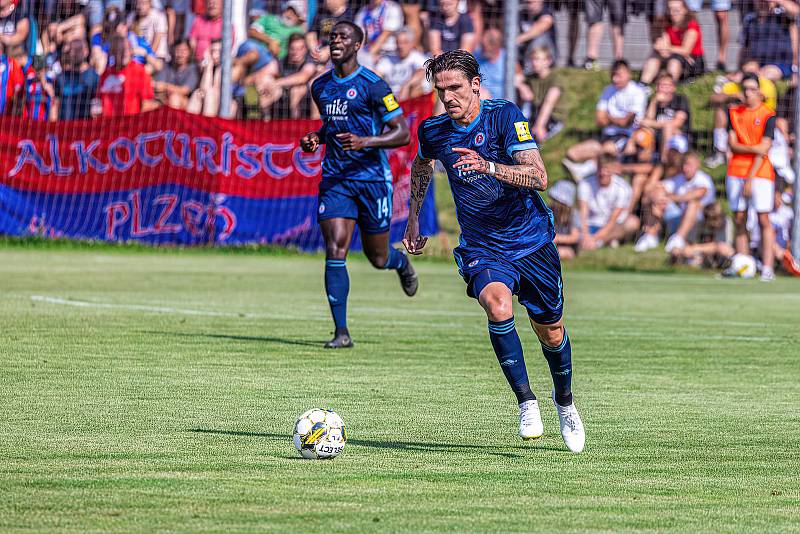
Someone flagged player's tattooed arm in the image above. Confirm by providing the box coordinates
[452,147,548,191]
[402,155,434,255]
[337,115,411,150]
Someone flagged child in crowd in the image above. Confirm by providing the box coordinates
[548,179,580,259]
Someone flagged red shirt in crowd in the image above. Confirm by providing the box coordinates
[0,54,24,114]
[98,61,154,117]
[666,19,704,57]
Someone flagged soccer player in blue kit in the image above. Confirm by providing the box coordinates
[300,21,418,350]
[403,50,585,453]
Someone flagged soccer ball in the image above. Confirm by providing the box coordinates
[731,253,757,278]
[292,408,347,459]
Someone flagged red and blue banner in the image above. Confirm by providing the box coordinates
[0,95,437,249]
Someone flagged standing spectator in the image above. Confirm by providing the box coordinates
[272,33,317,118]
[629,72,690,162]
[548,179,581,259]
[559,0,582,67]
[429,0,475,56]
[97,34,158,117]
[129,0,170,61]
[52,38,99,120]
[578,154,639,250]
[92,7,163,75]
[517,0,556,65]
[523,46,566,142]
[354,0,404,66]
[189,0,224,62]
[710,0,731,72]
[9,43,53,121]
[0,41,23,114]
[375,28,429,100]
[583,0,626,69]
[153,38,197,110]
[165,0,191,47]
[640,0,704,84]
[475,28,507,99]
[0,0,29,51]
[307,0,353,64]
[740,0,799,81]
[727,73,778,281]
[563,60,648,179]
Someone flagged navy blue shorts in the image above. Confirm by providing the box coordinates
[318,180,393,235]
[454,242,564,325]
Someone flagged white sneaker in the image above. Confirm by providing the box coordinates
[519,400,544,440]
[634,233,659,253]
[664,234,686,253]
[760,268,775,282]
[561,158,597,182]
[552,391,585,453]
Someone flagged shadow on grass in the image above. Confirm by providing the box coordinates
[141,331,326,348]
[188,428,567,456]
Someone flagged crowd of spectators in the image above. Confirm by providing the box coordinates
[0,0,798,275]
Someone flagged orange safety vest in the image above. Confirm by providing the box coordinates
[728,104,776,180]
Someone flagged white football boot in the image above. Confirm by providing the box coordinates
[552,391,585,453]
[519,400,544,440]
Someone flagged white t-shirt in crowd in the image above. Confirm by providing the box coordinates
[130,9,169,59]
[375,50,431,95]
[748,204,794,249]
[663,169,716,220]
[578,174,631,228]
[596,81,648,137]
[355,1,404,55]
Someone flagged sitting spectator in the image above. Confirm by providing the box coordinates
[522,46,566,143]
[97,34,158,117]
[578,154,639,251]
[740,0,799,81]
[92,7,163,75]
[635,151,715,252]
[43,0,87,62]
[0,0,30,52]
[548,179,580,259]
[189,0,224,63]
[670,202,734,269]
[0,41,23,115]
[354,0,404,67]
[52,38,99,120]
[563,60,648,181]
[9,43,53,121]
[640,0,704,84]
[375,27,430,101]
[307,0,353,64]
[429,0,475,56]
[628,72,690,163]
[705,58,778,168]
[129,0,169,61]
[271,33,317,119]
[153,38,197,110]
[584,0,626,69]
[187,38,225,117]
[246,0,306,61]
[517,0,556,66]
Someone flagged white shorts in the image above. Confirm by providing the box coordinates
[726,176,774,213]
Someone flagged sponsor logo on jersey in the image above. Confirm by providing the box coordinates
[514,121,533,142]
[325,98,349,120]
[383,93,399,111]
[346,88,357,99]
[474,132,486,147]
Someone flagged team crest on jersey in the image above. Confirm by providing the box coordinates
[755,118,762,126]
[474,132,486,147]
[468,259,480,267]
[514,121,533,142]
[383,93,400,111]
[346,88,358,99]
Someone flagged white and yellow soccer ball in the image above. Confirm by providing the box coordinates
[731,253,757,278]
[292,408,347,459]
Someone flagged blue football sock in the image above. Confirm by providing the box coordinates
[324,259,349,331]
[541,331,573,406]
[488,318,536,403]
[383,247,408,271]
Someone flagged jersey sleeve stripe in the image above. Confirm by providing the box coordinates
[382,108,403,123]
[506,142,539,157]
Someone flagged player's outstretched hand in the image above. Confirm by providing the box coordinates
[336,132,367,151]
[402,222,428,255]
[452,147,489,173]
[300,132,320,153]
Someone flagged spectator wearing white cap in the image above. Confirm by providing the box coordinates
[548,179,581,259]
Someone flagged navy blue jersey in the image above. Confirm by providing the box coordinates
[311,66,403,185]
[418,99,554,260]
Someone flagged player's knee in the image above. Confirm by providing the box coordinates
[537,324,565,347]
[482,294,513,322]
[366,251,387,269]
[326,243,348,260]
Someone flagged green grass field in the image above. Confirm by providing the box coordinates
[2,246,799,532]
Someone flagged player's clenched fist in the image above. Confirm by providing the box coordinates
[336,132,367,151]
[300,132,320,153]
[402,221,428,255]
